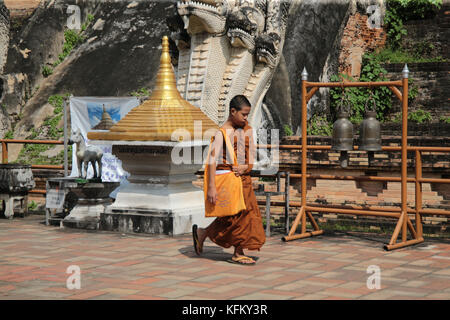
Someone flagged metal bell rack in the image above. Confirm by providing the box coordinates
[283,64,428,250]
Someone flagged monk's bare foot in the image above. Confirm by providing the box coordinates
[197,228,207,253]
[233,247,255,264]
[231,254,255,265]
[235,247,245,256]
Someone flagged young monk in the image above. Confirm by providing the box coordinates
[192,95,266,265]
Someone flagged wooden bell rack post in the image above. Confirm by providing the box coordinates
[282,64,426,250]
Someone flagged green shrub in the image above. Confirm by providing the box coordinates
[408,79,419,102]
[439,116,450,124]
[387,0,442,21]
[3,130,13,139]
[14,93,71,165]
[307,114,333,136]
[330,52,422,124]
[414,41,434,58]
[408,108,432,123]
[48,95,65,114]
[43,114,64,139]
[384,0,442,49]
[17,143,51,165]
[283,124,293,136]
[51,146,72,166]
[130,87,151,97]
[384,3,407,49]
[52,29,86,68]
[42,65,53,77]
[373,47,446,63]
[330,54,392,124]
[27,201,38,211]
[45,15,91,71]
[30,128,39,139]
[81,14,95,32]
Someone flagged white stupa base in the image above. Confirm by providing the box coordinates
[101,183,215,235]
[99,143,215,235]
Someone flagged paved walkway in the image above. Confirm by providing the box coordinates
[0,215,449,300]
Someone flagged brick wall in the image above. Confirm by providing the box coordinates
[383,62,450,121]
[4,0,40,20]
[401,5,450,62]
[380,122,450,137]
[279,135,450,172]
[338,12,386,77]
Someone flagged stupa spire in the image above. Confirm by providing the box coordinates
[150,36,182,101]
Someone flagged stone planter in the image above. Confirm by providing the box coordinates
[62,181,119,230]
[0,164,35,192]
[0,164,35,219]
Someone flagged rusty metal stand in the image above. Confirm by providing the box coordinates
[255,171,290,237]
[282,65,425,250]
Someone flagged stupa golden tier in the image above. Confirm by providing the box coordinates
[87,36,218,142]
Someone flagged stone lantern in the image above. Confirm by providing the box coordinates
[88,36,218,235]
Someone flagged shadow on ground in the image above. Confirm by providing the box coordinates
[178,244,261,265]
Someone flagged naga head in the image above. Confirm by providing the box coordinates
[255,32,281,68]
[176,0,231,35]
[226,6,264,51]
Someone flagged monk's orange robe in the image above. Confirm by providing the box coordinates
[205,123,266,251]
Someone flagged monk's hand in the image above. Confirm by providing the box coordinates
[232,165,247,176]
[207,187,217,205]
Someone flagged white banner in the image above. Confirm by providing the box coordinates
[69,97,140,182]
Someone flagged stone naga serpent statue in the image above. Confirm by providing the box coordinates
[167,0,291,128]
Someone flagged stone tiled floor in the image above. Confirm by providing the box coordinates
[0,215,449,300]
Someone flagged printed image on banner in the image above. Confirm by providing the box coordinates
[69,97,140,183]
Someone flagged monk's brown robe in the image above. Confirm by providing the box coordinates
[205,123,266,251]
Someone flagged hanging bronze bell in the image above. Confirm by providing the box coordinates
[331,111,353,168]
[358,110,381,166]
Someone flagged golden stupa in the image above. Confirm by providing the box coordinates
[88,36,218,142]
